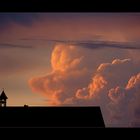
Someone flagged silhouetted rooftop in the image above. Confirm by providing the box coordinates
[0,90,8,100]
[0,106,105,127]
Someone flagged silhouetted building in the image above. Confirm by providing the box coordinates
[0,107,105,127]
[0,90,8,107]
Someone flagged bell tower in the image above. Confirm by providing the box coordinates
[0,89,8,107]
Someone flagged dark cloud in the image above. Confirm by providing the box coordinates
[21,38,140,50]
[0,13,101,28]
[0,13,140,29]
[0,43,32,49]
[75,41,140,50]
[0,13,42,27]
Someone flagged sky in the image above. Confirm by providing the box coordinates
[0,13,140,127]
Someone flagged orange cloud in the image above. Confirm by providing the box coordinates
[51,45,83,72]
[29,44,90,104]
[126,73,140,90]
[75,58,134,100]
[88,75,107,97]
[29,44,140,127]
[108,86,125,103]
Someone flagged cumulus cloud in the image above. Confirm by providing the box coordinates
[73,59,140,127]
[108,73,140,127]
[126,73,140,90]
[29,44,140,127]
[51,45,84,72]
[75,58,135,100]
[29,44,91,104]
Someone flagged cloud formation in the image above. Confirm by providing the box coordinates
[29,44,140,127]
[29,44,90,104]
[108,73,140,127]
[68,58,140,127]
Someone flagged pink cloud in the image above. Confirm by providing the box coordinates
[29,44,140,127]
[29,44,91,104]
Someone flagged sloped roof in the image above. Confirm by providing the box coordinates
[0,90,8,100]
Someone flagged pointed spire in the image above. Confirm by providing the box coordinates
[0,89,8,100]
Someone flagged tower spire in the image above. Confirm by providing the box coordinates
[0,88,8,107]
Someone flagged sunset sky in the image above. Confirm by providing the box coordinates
[0,13,140,127]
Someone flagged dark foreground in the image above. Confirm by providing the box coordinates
[0,106,105,128]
